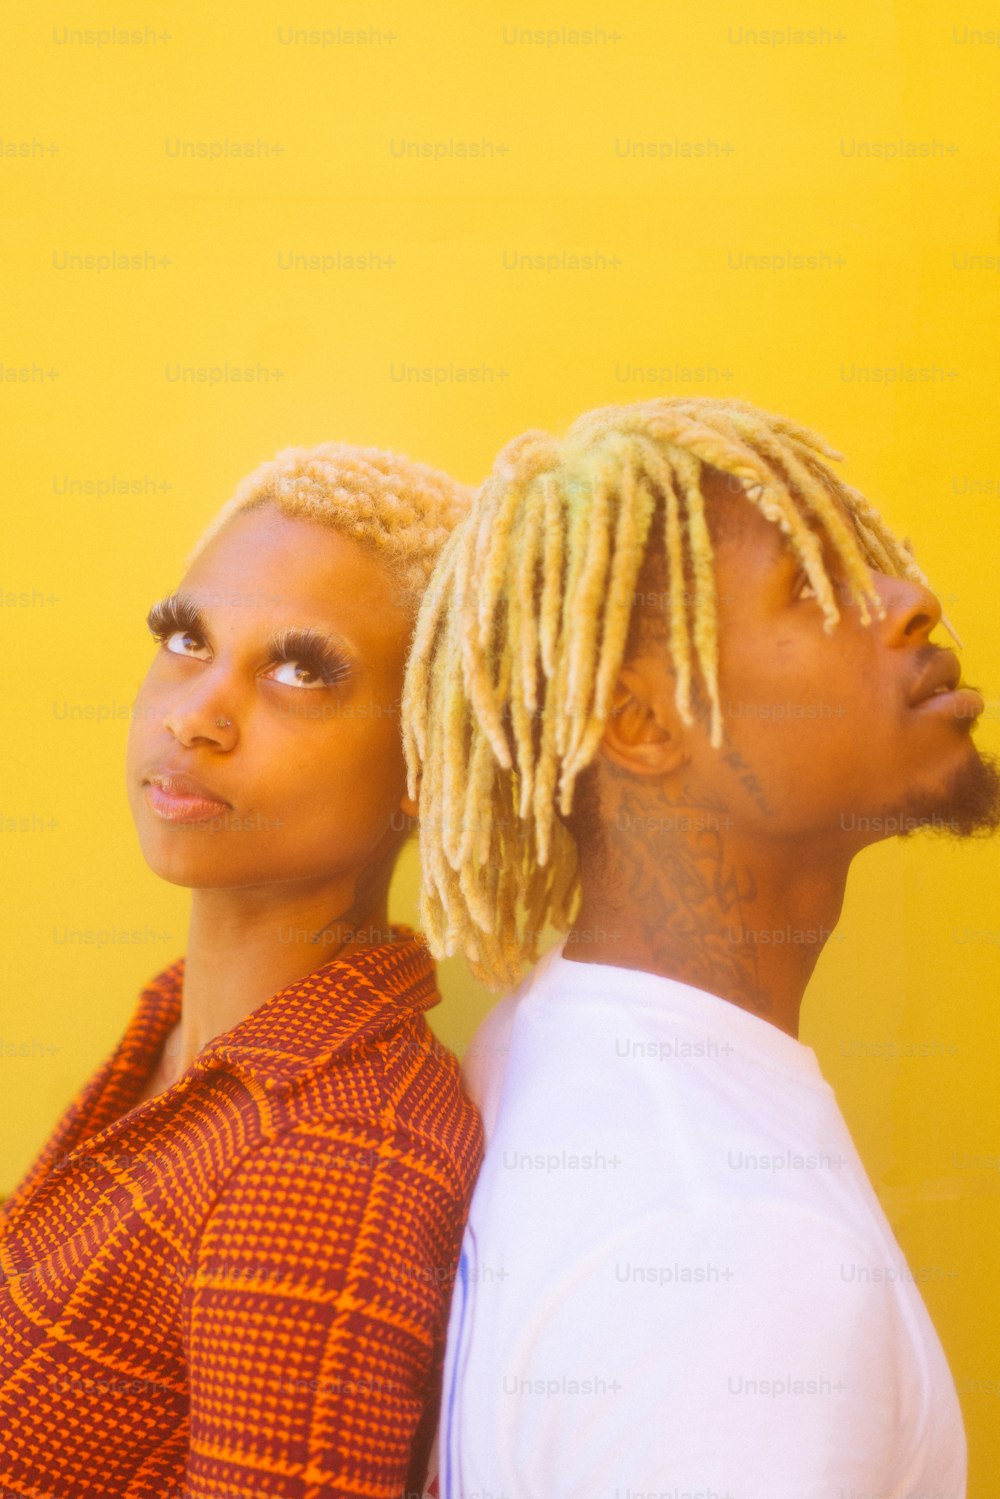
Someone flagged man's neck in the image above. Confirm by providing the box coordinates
[566,806,851,1040]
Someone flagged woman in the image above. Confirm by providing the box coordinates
[0,443,483,1498]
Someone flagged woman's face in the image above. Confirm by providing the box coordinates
[125,504,419,893]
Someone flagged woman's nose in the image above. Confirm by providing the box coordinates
[162,673,239,748]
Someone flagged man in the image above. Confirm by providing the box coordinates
[402,397,999,1497]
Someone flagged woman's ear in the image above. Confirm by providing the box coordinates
[598,661,692,778]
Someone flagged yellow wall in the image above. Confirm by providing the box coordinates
[3,0,998,1484]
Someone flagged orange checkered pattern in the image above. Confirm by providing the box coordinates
[0,928,483,1498]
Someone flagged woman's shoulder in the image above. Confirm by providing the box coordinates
[286,1006,484,1202]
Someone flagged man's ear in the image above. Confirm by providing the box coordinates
[598,661,692,777]
[398,790,419,822]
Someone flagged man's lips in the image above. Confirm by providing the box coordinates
[908,650,984,718]
[143,772,232,824]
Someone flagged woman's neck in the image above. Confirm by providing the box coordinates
[162,865,397,1081]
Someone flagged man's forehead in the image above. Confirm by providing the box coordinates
[699,465,852,557]
[699,469,783,553]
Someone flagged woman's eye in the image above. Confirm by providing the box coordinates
[268,660,325,690]
[164,630,210,659]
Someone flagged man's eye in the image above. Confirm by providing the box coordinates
[163,630,210,659]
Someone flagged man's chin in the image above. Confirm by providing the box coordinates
[895,749,1000,840]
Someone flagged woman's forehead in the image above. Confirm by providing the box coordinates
[185,506,399,596]
[176,508,413,644]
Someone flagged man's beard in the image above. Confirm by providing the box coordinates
[895,747,1000,839]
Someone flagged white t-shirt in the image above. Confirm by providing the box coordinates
[435,938,966,1499]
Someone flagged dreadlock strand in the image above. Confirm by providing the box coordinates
[539,470,566,680]
[562,457,659,788]
[440,607,478,868]
[636,443,696,723]
[456,715,501,872]
[506,528,539,820]
[402,522,468,799]
[532,654,565,860]
[516,487,544,719]
[560,453,616,778]
[552,490,597,763]
[476,472,532,649]
[458,536,513,774]
[671,453,723,746]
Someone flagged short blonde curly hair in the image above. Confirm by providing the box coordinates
[187,441,472,614]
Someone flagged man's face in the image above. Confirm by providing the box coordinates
[678,481,997,846]
[125,505,418,892]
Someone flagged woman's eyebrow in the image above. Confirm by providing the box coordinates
[145,589,206,633]
[145,589,357,658]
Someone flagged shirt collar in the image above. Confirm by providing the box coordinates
[126,925,439,1095]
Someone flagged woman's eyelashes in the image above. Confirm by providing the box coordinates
[267,628,353,689]
[145,598,353,690]
[145,593,208,659]
[146,594,203,651]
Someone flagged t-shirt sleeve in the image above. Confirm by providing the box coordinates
[180,1120,464,1499]
[504,1200,928,1499]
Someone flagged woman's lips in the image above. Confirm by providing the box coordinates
[144,777,232,824]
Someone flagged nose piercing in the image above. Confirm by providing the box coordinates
[215,718,232,729]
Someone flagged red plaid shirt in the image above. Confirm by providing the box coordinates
[0,928,482,1498]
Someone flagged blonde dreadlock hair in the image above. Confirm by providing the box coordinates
[402,395,939,990]
[186,441,472,612]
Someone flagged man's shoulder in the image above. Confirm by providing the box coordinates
[462,991,521,1113]
[460,942,570,1128]
[463,1191,916,1341]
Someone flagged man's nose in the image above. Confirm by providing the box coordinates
[870,570,942,647]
